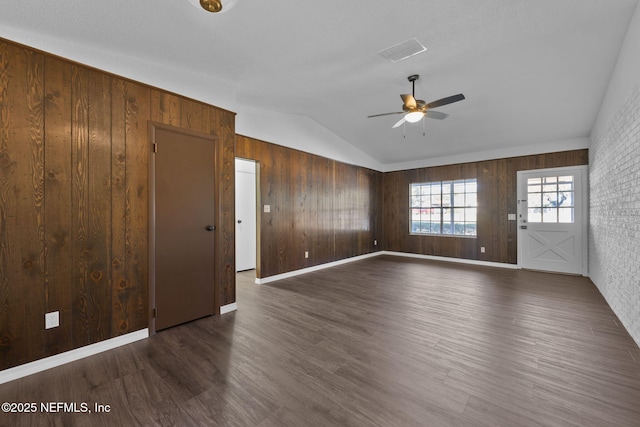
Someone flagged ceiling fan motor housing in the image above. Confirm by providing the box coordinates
[403,100,427,112]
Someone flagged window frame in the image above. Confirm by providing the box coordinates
[409,178,478,238]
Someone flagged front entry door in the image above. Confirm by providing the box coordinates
[517,166,588,275]
[152,124,216,331]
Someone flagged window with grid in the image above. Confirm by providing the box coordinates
[526,176,574,223]
[410,179,477,236]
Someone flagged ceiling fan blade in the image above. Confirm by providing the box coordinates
[425,110,449,120]
[392,117,406,128]
[367,111,404,118]
[426,94,465,109]
[401,94,417,109]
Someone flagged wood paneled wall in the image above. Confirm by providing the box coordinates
[0,38,235,371]
[236,135,382,278]
[382,150,589,263]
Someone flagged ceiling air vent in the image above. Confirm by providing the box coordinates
[378,38,427,63]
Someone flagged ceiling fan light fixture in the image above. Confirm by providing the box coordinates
[405,111,424,123]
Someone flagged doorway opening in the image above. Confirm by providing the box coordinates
[235,158,258,280]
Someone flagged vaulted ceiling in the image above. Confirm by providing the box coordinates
[2,0,638,170]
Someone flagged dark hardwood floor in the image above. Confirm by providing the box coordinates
[2,255,640,426]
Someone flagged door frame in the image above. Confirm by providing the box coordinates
[516,165,588,275]
[234,157,261,279]
[148,121,219,335]
[234,158,259,273]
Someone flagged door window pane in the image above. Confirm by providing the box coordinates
[542,177,557,192]
[558,207,574,223]
[528,209,542,223]
[542,208,558,223]
[527,175,575,224]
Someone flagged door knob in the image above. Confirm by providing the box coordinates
[237,220,242,224]
[206,225,215,231]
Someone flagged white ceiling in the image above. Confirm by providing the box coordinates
[1,0,638,170]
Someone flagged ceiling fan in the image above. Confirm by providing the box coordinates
[368,75,465,128]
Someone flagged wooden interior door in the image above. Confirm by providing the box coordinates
[152,124,216,331]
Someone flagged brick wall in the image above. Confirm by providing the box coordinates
[589,85,640,346]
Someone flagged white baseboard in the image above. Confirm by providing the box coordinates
[380,251,519,269]
[255,252,382,284]
[255,250,517,284]
[0,329,149,385]
[220,302,238,314]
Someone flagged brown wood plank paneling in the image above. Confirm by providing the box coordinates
[0,44,46,367]
[70,64,91,348]
[477,160,497,262]
[313,155,333,266]
[126,83,150,332]
[25,48,46,364]
[495,159,510,262]
[0,42,11,366]
[361,167,380,253]
[0,36,237,370]
[181,98,204,133]
[86,69,112,343]
[373,168,383,251]
[333,162,358,260]
[503,157,519,264]
[296,151,309,265]
[110,78,128,336]
[151,91,181,128]
[215,108,236,307]
[274,144,291,274]
[24,46,46,365]
[236,135,382,278]
[43,56,73,355]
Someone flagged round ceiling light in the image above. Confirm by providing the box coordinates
[189,0,239,13]
[200,0,222,12]
[405,111,424,123]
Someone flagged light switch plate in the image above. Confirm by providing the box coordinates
[264,205,271,213]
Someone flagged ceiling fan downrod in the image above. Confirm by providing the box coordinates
[408,74,419,98]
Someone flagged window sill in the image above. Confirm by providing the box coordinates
[409,233,477,239]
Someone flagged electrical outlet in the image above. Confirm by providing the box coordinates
[305,251,309,259]
[263,205,271,213]
[45,311,59,329]
[480,247,486,253]
[374,240,377,246]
